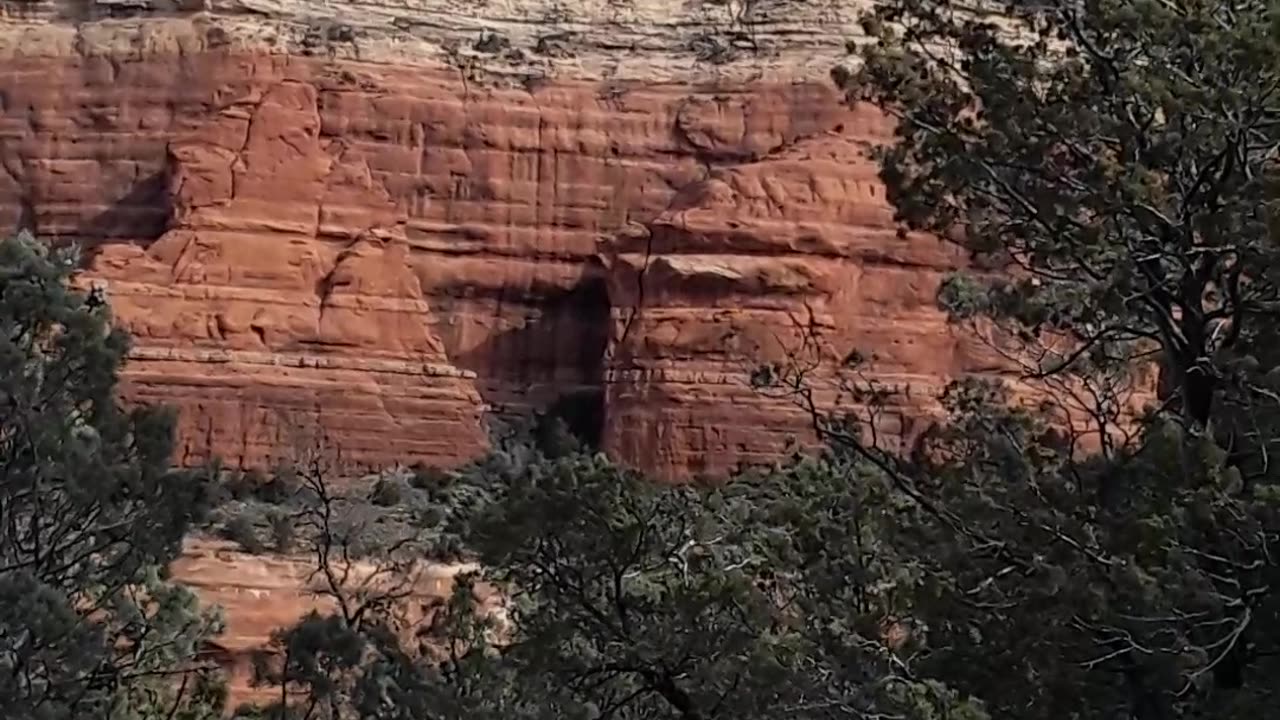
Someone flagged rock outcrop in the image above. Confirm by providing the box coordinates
[170,538,485,704]
[600,105,978,477]
[0,0,1013,480]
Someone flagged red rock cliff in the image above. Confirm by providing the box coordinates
[0,0,1011,478]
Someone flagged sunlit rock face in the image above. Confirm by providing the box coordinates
[169,538,486,704]
[0,0,1002,480]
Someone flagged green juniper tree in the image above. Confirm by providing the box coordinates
[239,426,986,720]
[824,0,1280,716]
[0,231,226,720]
[849,0,1280,436]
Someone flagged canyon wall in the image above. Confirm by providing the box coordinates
[0,0,1005,480]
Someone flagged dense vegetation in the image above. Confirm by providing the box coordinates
[0,233,225,719]
[5,0,1280,718]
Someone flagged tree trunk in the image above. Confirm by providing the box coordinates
[1183,362,1215,428]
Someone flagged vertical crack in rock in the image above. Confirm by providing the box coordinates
[617,224,654,354]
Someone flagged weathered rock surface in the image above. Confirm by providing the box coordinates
[171,537,483,704]
[600,107,980,477]
[0,0,978,477]
[0,0,1007,478]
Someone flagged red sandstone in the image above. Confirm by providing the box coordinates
[0,46,1002,477]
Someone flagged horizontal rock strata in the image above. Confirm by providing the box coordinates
[0,0,1002,476]
[170,538,485,704]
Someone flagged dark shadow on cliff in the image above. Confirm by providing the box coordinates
[77,169,170,262]
[447,266,611,450]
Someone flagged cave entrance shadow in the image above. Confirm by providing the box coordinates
[447,269,611,450]
[75,169,170,264]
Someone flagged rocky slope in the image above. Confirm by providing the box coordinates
[171,537,486,704]
[0,0,1010,479]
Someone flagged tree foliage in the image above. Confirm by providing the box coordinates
[849,0,1280,435]
[836,0,1280,715]
[0,231,225,720]
[237,432,988,720]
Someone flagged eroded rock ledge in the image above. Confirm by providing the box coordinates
[171,537,486,704]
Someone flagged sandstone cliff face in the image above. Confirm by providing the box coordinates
[0,0,987,478]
